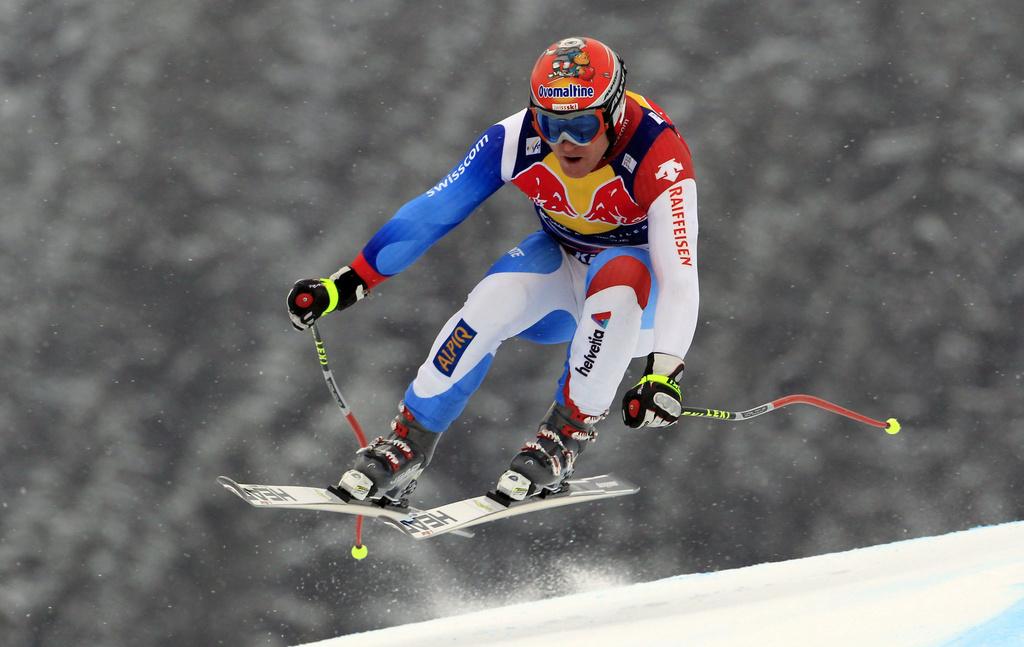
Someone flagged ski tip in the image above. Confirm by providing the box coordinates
[217,476,247,500]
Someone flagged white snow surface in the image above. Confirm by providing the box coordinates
[301,521,1024,646]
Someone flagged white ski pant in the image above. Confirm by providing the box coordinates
[402,231,658,431]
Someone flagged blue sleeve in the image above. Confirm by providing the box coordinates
[360,125,506,277]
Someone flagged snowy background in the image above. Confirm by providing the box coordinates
[2,1,1022,645]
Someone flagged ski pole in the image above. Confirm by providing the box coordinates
[309,322,371,560]
[310,323,368,446]
[679,394,901,434]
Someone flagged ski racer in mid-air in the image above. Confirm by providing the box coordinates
[287,36,700,504]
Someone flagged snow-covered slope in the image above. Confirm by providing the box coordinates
[302,522,1024,647]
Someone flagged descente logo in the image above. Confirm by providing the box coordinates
[427,134,489,197]
[537,84,595,99]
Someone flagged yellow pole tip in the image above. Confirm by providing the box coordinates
[351,544,369,560]
[884,418,901,435]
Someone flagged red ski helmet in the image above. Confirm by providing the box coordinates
[529,37,627,145]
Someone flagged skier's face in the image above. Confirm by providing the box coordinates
[551,131,609,179]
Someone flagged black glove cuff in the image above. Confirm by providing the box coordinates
[331,266,369,311]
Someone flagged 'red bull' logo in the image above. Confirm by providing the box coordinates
[513,162,575,217]
[589,177,646,225]
[511,162,645,231]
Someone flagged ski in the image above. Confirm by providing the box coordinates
[218,473,638,540]
[388,474,639,539]
[216,476,475,538]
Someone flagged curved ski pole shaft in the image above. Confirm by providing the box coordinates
[310,322,370,557]
[679,393,901,434]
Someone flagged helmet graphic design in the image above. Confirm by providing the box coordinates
[530,36,627,142]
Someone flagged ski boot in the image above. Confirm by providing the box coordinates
[335,402,442,505]
[496,402,604,502]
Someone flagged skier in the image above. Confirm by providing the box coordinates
[287,37,699,504]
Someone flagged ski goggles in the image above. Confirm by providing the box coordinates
[531,107,609,146]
